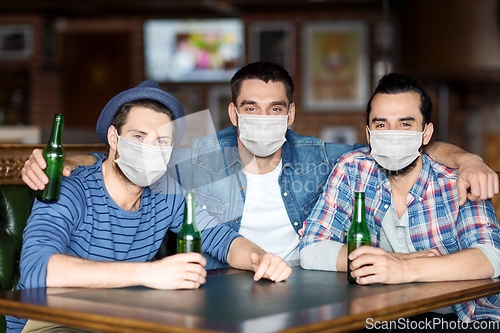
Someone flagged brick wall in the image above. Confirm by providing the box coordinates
[0,15,49,126]
[57,17,144,84]
[0,14,145,131]
[1,9,384,144]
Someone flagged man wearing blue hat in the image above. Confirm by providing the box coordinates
[7,81,291,333]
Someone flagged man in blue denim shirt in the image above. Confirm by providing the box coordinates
[168,122,360,267]
[23,62,499,269]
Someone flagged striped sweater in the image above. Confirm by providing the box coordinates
[7,159,240,332]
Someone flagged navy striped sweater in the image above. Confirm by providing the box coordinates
[7,160,240,332]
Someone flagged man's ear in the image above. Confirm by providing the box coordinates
[228,103,238,127]
[287,103,296,127]
[108,126,119,150]
[365,126,370,145]
[423,123,434,145]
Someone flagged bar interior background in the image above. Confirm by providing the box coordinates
[1,0,500,210]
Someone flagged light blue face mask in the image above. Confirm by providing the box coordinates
[236,108,289,158]
[368,125,426,171]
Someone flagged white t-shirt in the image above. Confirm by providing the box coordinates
[239,160,300,262]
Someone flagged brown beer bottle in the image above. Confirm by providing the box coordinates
[347,192,371,283]
[36,114,65,202]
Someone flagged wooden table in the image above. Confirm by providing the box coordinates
[0,267,499,333]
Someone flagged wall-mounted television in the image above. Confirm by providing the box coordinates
[144,19,245,83]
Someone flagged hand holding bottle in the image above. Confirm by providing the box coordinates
[142,253,207,290]
[22,148,71,191]
[36,114,65,202]
[347,246,412,285]
[347,192,371,283]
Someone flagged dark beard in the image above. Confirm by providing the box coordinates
[376,156,419,177]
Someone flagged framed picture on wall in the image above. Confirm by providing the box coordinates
[249,22,295,74]
[0,24,33,59]
[302,21,369,111]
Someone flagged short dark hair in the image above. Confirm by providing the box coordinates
[366,74,432,127]
[111,99,175,143]
[231,62,294,105]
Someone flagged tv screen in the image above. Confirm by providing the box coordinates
[144,19,245,82]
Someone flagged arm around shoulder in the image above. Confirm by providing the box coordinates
[324,142,365,166]
[22,150,99,190]
[425,141,499,204]
[67,152,101,168]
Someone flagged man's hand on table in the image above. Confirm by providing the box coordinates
[251,252,292,282]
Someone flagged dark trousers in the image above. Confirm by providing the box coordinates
[351,312,499,333]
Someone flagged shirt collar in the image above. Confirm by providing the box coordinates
[409,153,432,203]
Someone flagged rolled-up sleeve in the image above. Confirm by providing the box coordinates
[456,198,500,278]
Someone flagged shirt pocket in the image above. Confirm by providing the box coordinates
[437,232,460,254]
[301,193,321,218]
[194,191,227,223]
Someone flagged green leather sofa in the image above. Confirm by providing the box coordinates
[0,184,176,332]
[0,185,35,332]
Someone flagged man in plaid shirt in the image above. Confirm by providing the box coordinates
[300,74,500,329]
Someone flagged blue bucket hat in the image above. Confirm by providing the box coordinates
[96,80,186,147]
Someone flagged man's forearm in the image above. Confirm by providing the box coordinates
[405,248,494,282]
[47,254,145,288]
[65,154,97,170]
[424,141,498,203]
[425,141,471,169]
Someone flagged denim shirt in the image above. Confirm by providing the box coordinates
[169,127,360,267]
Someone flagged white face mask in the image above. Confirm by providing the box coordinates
[115,136,172,187]
[368,125,426,172]
[236,108,288,157]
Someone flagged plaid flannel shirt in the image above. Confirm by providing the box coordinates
[300,146,500,322]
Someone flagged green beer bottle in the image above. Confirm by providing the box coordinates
[177,191,202,253]
[36,114,65,203]
[347,192,371,283]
